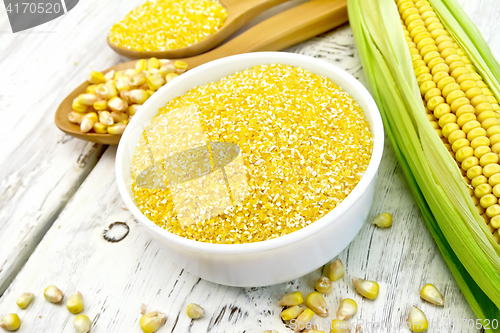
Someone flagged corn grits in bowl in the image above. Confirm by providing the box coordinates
[116,52,384,286]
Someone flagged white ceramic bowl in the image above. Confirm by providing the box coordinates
[116,52,384,287]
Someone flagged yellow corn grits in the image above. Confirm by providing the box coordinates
[132,64,373,244]
[109,0,228,52]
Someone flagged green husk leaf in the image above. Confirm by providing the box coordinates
[414,2,500,268]
[428,0,500,258]
[348,0,500,326]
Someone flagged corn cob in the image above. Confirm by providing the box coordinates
[396,0,500,238]
[349,0,500,326]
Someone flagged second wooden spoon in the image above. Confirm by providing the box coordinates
[57,0,348,145]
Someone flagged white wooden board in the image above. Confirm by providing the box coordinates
[1,0,499,332]
[0,0,125,293]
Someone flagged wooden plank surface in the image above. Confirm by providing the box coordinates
[0,0,123,293]
[0,0,308,295]
[1,0,499,332]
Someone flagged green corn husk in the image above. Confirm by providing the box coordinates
[348,0,500,328]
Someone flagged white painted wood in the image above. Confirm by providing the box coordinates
[0,0,312,294]
[0,0,123,293]
[0,140,104,295]
[0,0,499,332]
[0,136,477,332]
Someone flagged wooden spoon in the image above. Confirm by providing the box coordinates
[107,0,293,59]
[56,0,347,145]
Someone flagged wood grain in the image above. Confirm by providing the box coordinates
[0,0,499,332]
[0,0,118,293]
[0,135,476,332]
[0,0,140,295]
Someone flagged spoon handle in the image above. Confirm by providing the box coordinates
[184,0,347,68]
[178,0,293,59]
[222,0,291,13]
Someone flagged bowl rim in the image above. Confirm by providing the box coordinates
[116,52,384,255]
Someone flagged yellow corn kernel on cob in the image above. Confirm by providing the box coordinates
[397,0,500,241]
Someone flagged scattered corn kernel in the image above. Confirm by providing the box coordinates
[315,277,332,294]
[74,314,91,333]
[165,72,179,83]
[278,291,304,306]
[44,285,63,303]
[327,259,345,282]
[408,306,428,332]
[281,305,305,321]
[304,330,325,333]
[136,59,148,71]
[140,311,166,333]
[263,330,279,333]
[305,292,328,317]
[16,292,34,309]
[420,283,444,306]
[124,69,139,77]
[129,90,149,104]
[97,83,118,99]
[109,0,228,52]
[293,308,314,332]
[111,112,128,123]
[120,90,131,103]
[352,277,379,299]
[159,64,176,77]
[89,71,106,84]
[104,70,115,81]
[83,112,98,123]
[116,77,131,92]
[108,123,127,135]
[81,112,98,133]
[147,75,166,91]
[330,319,349,333]
[128,104,141,117]
[336,298,357,320]
[114,71,125,79]
[93,122,108,134]
[93,100,108,111]
[371,212,392,228]
[66,292,84,314]
[72,98,88,112]
[78,94,97,106]
[108,97,128,112]
[131,73,147,87]
[68,111,85,124]
[99,111,114,126]
[186,303,204,319]
[131,64,372,243]
[148,58,160,70]
[86,85,98,94]
[0,314,20,331]
[80,119,93,133]
[174,61,188,70]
